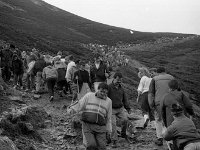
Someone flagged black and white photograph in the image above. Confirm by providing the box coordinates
[0,0,200,150]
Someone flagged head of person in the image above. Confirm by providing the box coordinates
[57,51,62,56]
[68,55,74,61]
[138,67,150,78]
[157,67,166,74]
[96,82,109,100]
[10,44,15,50]
[168,79,179,92]
[13,54,18,60]
[39,54,44,60]
[75,59,80,67]
[171,103,183,117]
[149,68,157,77]
[94,54,102,63]
[78,60,85,70]
[113,72,123,86]
[46,62,52,66]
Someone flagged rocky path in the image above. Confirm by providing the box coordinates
[19,90,168,150]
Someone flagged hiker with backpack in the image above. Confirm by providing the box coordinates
[53,56,68,97]
[32,54,46,93]
[66,60,80,102]
[42,62,58,101]
[67,82,112,150]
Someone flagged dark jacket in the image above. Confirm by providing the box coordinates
[32,58,46,75]
[74,69,91,90]
[164,115,200,150]
[57,68,66,82]
[160,90,194,127]
[90,61,109,83]
[1,48,13,67]
[12,55,24,74]
[108,83,130,111]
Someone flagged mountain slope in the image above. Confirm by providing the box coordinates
[0,0,194,55]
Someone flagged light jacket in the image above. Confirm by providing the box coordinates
[148,73,174,107]
[69,92,112,133]
[42,65,58,80]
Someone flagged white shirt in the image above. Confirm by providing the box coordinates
[65,61,75,79]
[137,76,152,94]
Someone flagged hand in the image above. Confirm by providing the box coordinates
[136,97,139,103]
[105,73,109,78]
[75,76,78,80]
[66,108,73,115]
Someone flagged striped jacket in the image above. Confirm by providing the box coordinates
[70,92,112,132]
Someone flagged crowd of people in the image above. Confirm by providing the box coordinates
[136,66,200,150]
[0,41,200,150]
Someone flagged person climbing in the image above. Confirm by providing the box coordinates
[136,67,153,129]
[67,82,112,150]
[148,67,174,146]
[73,60,91,100]
[107,72,131,148]
[42,62,58,101]
[90,55,110,92]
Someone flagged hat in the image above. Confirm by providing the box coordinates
[171,104,183,115]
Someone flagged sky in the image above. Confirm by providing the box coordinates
[43,0,200,35]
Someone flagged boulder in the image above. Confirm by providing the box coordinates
[0,136,19,150]
[33,94,41,100]
[24,106,50,129]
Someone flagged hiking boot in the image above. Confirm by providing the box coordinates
[50,96,54,102]
[111,141,119,148]
[155,138,163,146]
[143,118,149,129]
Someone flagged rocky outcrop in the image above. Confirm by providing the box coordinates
[0,136,19,150]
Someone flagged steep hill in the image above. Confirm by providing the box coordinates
[0,0,194,55]
[122,36,200,102]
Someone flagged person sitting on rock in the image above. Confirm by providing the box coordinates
[163,103,200,150]
[67,82,112,150]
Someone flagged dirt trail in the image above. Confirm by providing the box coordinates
[18,90,168,150]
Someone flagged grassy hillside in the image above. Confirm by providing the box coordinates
[0,0,194,56]
[122,36,200,102]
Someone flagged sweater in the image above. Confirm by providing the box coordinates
[160,90,194,127]
[108,83,130,110]
[42,65,58,80]
[164,115,200,149]
[70,92,112,132]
